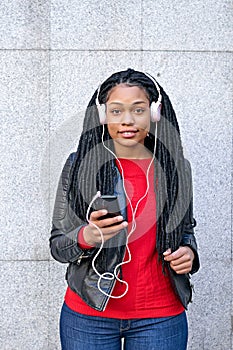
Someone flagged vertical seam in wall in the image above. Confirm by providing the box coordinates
[231,53,233,348]
[48,0,51,348]
[140,0,143,66]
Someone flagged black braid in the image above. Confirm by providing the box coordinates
[68,68,190,265]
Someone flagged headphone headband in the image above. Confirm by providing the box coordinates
[144,72,162,103]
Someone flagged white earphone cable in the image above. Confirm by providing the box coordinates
[85,124,157,299]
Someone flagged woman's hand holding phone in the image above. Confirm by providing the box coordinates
[83,195,128,246]
[83,210,127,246]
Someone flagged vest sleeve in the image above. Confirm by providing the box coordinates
[49,153,95,263]
[180,159,200,274]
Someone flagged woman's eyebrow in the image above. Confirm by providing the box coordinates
[108,101,147,106]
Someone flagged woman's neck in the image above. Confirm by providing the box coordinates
[113,142,152,159]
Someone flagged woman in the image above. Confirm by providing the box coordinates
[50,68,200,350]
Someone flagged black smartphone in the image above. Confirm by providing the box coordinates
[94,195,122,221]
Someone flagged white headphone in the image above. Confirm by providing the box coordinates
[96,72,162,124]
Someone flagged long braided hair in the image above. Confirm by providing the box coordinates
[68,68,190,261]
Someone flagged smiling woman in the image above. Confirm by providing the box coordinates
[50,68,200,350]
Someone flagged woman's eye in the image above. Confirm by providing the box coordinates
[111,109,121,115]
[134,108,145,114]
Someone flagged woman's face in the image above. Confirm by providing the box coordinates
[106,84,151,158]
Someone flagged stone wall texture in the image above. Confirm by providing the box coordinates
[0,1,232,349]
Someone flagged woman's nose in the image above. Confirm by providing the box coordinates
[121,111,134,124]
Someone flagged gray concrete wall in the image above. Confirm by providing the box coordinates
[0,1,232,349]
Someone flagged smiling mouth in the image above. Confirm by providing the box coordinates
[118,130,138,138]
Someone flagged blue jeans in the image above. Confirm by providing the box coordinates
[60,303,188,350]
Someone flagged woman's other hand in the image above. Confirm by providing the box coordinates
[163,246,194,274]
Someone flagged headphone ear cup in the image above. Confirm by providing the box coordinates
[150,101,162,122]
[97,104,106,124]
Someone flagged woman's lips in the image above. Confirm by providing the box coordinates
[118,130,138,138]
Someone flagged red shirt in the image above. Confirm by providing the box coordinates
[65,158,184,318]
